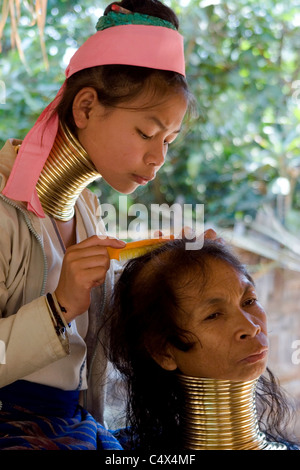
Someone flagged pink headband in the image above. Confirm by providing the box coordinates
[2,25,185,217]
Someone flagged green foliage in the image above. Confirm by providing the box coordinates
[168,0,300,229]
[0,0,299,230]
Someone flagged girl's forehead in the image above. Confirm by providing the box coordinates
[127,89,187,112]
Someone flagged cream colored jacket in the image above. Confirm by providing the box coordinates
[0,139,113,423]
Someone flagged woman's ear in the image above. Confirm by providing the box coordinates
[72,87,99,129]
[151,347,178,371]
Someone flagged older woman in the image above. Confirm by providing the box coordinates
[107,238,299,451]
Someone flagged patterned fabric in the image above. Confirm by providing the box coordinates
[0,381,123,450]
[96,11,177,31]
[0,404,123,450]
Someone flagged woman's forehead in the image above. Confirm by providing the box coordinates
[178,258,253,302]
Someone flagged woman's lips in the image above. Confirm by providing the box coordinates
[240,349,268,364]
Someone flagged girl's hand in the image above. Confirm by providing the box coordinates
[54,235,126,322]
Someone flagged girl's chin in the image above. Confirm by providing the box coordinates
[103,179,137,194]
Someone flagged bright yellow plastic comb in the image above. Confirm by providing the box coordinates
[107,236,174,262]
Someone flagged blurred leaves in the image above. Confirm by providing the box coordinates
[0,0,48,68]
[0,0,300,231]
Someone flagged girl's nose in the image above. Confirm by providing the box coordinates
[144,141,166,168]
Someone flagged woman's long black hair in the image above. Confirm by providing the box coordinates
[106,238,298,451]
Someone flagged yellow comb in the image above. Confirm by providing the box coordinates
[107,236,174,261]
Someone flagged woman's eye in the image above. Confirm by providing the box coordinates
[204,312,221,321]
[243,298,257,307]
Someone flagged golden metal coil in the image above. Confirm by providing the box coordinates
[36,123,100,221]
[178,375,287,450]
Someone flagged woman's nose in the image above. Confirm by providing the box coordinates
[234,311,262,341]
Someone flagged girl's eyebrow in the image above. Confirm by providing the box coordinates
[147,116,182,134]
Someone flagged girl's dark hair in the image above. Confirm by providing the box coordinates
[107,238,298,451]
[104,0,180,28]
[55,0,195,134]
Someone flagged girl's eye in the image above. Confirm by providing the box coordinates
[165,136,178,146]
[139,130,152,140]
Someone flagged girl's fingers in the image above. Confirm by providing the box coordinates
[204,228,217,240]
[64,235,126,261]
[65,254,110,275]
[54,236,126,321]
[204,228,225,243]
[73,235,126,250]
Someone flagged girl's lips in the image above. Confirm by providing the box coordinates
[241,349,268,364]
[132,174,154,185]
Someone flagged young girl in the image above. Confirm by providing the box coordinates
[0,1,192,449]
[107,238,300,451]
